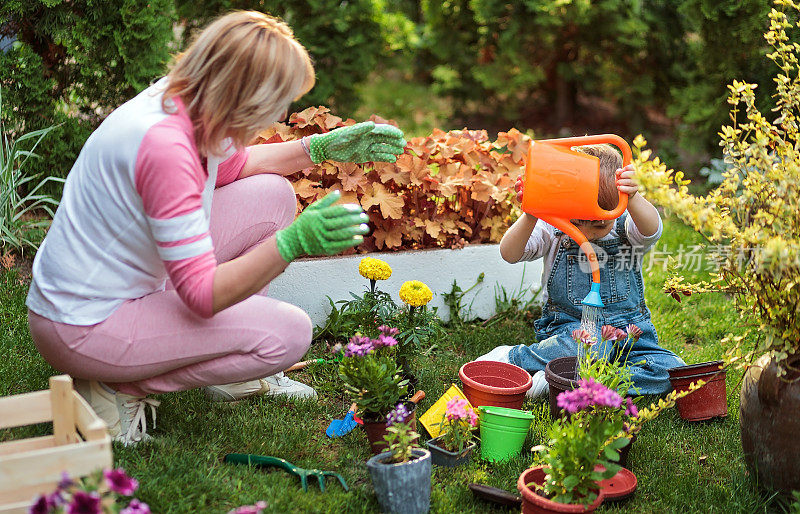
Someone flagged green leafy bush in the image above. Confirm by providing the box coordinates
[0,0,177,184]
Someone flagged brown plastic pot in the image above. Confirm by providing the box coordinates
[668,365,728,421]
[544,356,579,418]
[459,361,532,409]
[362,391,425,455]
[666,360,724,379]
[740,354,800,492]
[517,466,603,513]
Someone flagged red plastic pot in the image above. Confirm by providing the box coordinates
[517,466,603,513]
[667,361,724,379]
[459,361,532,409]
[668,365,728,421]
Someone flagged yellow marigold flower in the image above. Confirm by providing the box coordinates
[359,257,392,281]
[399,280,433,307]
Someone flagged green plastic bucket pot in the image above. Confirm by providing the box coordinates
[478,406,534,462]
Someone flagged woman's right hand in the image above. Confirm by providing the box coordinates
[514,176,524,203]
[275,191,369,263]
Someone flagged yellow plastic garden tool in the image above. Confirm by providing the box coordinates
[419,384,475,438]
[522,134,631,310]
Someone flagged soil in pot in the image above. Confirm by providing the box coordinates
[367,448,432,514]
[517,466,603,513]
[459,360,532,409]
[740,354,800,492]
[426,436,476,467]
[668,365,728,421]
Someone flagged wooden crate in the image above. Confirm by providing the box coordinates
[0,375,112,514]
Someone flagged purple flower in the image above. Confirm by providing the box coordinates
[556,378,624,414]
[65,491,101,514]
[28,495,53,514]
[378,325,400,336]
[344,335,374,357]
[104,468,139,496]
[624,397,638,418]
[385,403,410,427]
[375,334,398,348]
[58,471,74,491]
[228,501,268,514]
[120,499,151,514]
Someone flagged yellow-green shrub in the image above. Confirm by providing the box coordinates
[632,1,800,376]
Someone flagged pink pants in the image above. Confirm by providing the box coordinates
[28,174,312,396]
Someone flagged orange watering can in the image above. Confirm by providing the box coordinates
[521,135,632,308]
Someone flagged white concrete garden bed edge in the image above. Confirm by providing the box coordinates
[267,244,543,327]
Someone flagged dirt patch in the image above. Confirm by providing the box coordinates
[1,251,33,284]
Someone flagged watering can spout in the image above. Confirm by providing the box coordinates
[581,282,604,308]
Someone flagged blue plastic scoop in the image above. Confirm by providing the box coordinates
[326,403,358,438]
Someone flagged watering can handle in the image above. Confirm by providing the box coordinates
[537,134,632,219]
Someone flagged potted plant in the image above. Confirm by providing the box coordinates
[30,468,150,514]
[366,404,432,514]
[633,3,800,492]
[338,327,410,454]
[425,398,479,467]
[520,378,705,512]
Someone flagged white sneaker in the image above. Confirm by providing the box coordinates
[263,372,317,399]
[527,370,549,399]
[204,373,317,402]
[475,345,514,363]
[74,379,121,437]
[204,378,271,403]
[115,393,160,446]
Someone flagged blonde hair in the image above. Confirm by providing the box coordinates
[574,144,622,211]
[163,11,315,156]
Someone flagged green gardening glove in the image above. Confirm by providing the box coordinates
[275,191,370,263]
[308,121,406,164]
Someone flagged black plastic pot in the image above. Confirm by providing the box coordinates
[425,436,476,467]
[366,448,432,514]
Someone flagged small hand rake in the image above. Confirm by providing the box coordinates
[224,454,349,493]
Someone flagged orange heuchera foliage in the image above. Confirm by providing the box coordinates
[253,106,531,253]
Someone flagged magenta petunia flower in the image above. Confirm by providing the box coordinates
[58,471,74,491]
[65,491,101,514]
[120,499,151,514]
[29,494,52,514]
[375,334,398,348]
[104,468,139,496]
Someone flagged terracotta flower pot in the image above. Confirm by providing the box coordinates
[740,354,800,492]
[668,363,728,421]
[517,466,603,513]
[459,361,532,409]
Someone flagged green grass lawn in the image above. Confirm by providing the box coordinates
[0,217,791,513]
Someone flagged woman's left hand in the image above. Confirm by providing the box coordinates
[615,164,639,198]
[308,121,406,164]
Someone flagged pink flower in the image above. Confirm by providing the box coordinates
[378,325,400,336]
[467,408,479,427]
[120,499,151,514]
[375,334,398,348]
[228,501,267,514]
[445,398,469,421]
[344,335,374,357]
[626,324,643,341]
[65,491,101,514]
[556,378,623,414]
[600,325,619,341]
[571,328,595,345]
[624,397,638,418]
[104,468,138,496]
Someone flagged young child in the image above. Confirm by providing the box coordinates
[477,144,684,397]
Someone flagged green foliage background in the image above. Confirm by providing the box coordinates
[1,0,791,188]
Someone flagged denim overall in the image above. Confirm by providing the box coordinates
[508,214,685,394]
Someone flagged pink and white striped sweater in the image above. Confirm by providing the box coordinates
[27,78,250,324]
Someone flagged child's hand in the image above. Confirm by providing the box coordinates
[514,176,524,203]
[615,164,639,198]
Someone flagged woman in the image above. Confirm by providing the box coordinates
[26,11,406,445]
